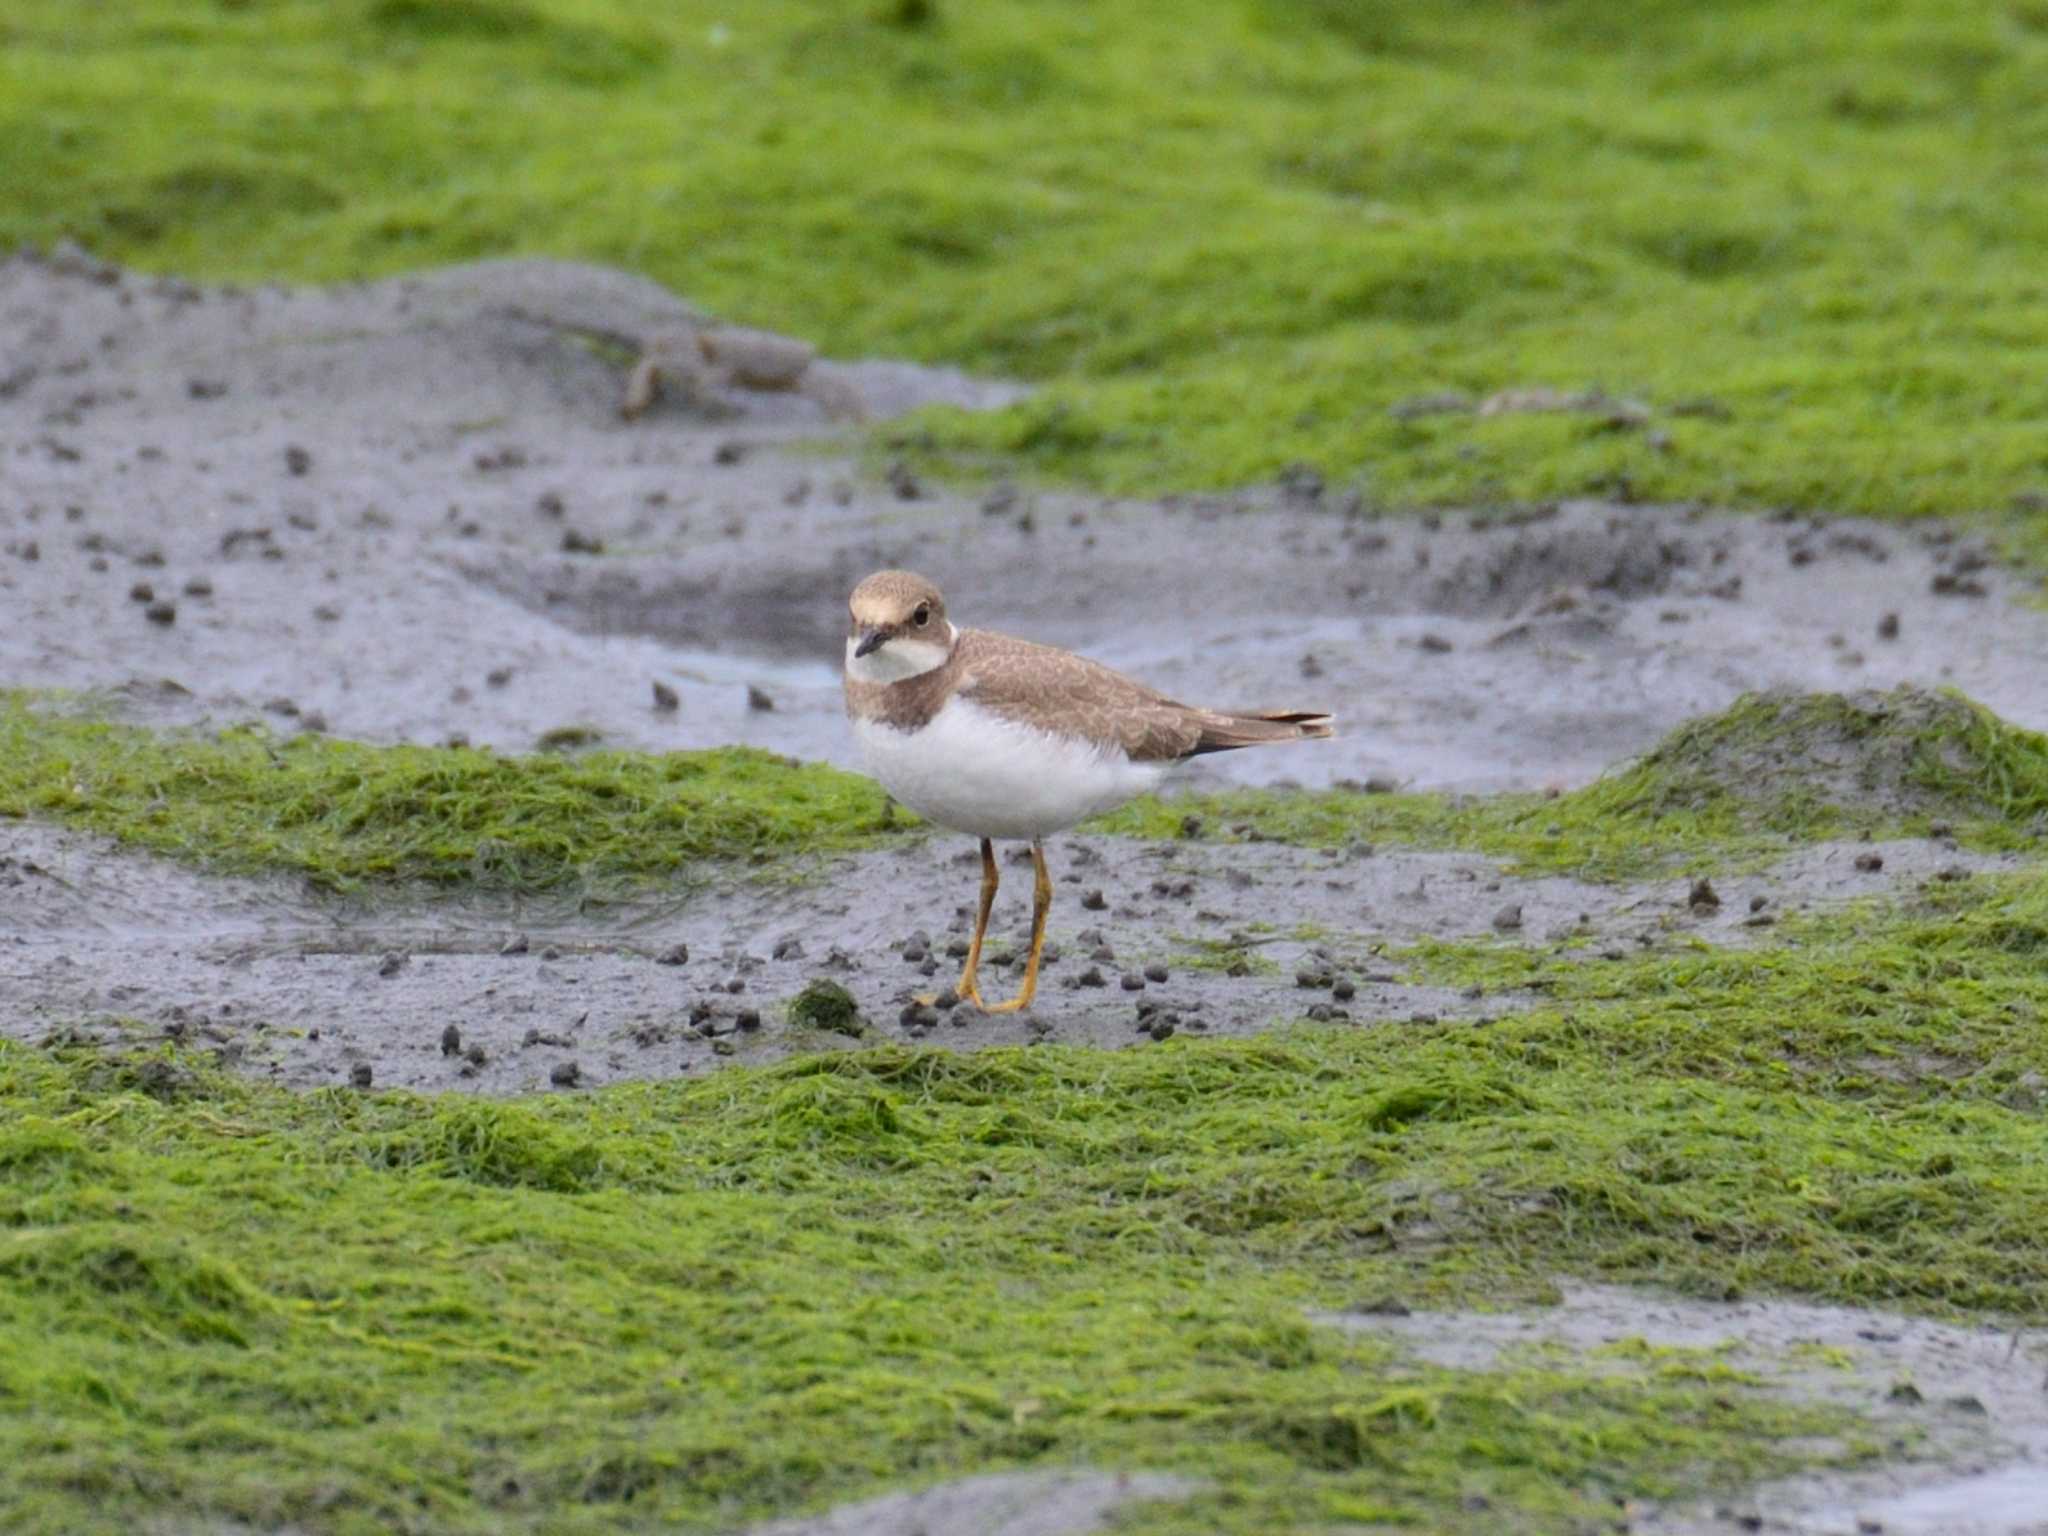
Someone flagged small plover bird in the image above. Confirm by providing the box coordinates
[843,569,1333,1013]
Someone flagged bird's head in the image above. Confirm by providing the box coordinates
[846,570,954,682]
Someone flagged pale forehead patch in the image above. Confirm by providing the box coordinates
[850,569,945,625]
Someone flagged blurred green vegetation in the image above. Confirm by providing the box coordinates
[3,0,2045,533]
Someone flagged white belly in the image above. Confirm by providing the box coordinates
[852,697,1168,840]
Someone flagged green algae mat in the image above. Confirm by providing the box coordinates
[6,686,2048,1529]
[5,0,2048,532]
[6,689,2045,890]
[8,860,2048,1532]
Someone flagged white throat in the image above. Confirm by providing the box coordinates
[844,624,954,685]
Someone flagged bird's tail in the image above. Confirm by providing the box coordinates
[1189,709,1335,755]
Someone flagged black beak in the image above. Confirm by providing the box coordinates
[853,628,887,659]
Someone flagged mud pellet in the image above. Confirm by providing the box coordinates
[439,1024,461,1057]
[1078,966,1107,988]
[1080,889,1107,911]
[1120,971,1145,991]
[1144,963,1169,983]
[348,1063,373,1088]
[735,1009,762,1032]
[500,935,530,956]
[143,600,176,625]
[550,1060,581,1087]
[656,943,688,965]
[1332,978,1356,1001]
[1148,1021,1176,1041]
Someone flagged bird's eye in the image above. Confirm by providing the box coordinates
[912,604,931,628]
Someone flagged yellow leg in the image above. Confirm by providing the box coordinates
[983,840,1051,1015]
[921,838,996,1008]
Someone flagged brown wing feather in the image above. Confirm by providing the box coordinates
[952,631,1331,763]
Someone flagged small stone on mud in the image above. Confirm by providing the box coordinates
[886,459,922,499]
[735,1009,761,1032]
[500,934,530,956]
[439,1023,461,1057]
[550,1060,582,1088]
[899,1002,939,1029]
[651,679,679,712]
[747,685,775,712]
[349,1063,373,1088]
[1332,978,1357,1001]
[376,950,407,978]
[465,1043,487,1067]
[1352,1295,1412,1316]
[284,444,312,476]
[1081,889,1107,911]
[1854,852,1885,873]
[1296,968,1333,989]
[540,945,562,961]
[1120,971,1145,991]
[1750,894,1769,911]
[143,600,176,626]
[1418,633,1454,653]
[945,938,969,959]
[1149,1020,1176,1041]
[1144,963,1169,983]
[1688,878,1721,913]
[128,581,154,602]
[772,936,804,961]
[561,528,605,555]
[1078,966,1107,988]
[1877,611,1900,640]
[1491,902,1524,932]
[1887,1381,1924,1404]
[656,943,688,966]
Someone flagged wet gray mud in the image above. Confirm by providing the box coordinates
[1323,1285,2048,1535]
[743,1469,1199,1536]
[4,246,2047,793]
[0,820,2029,1094]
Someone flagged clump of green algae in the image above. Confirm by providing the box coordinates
[0,699,895,892]
[5,686,2043,892]
[787,980,865,1037]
